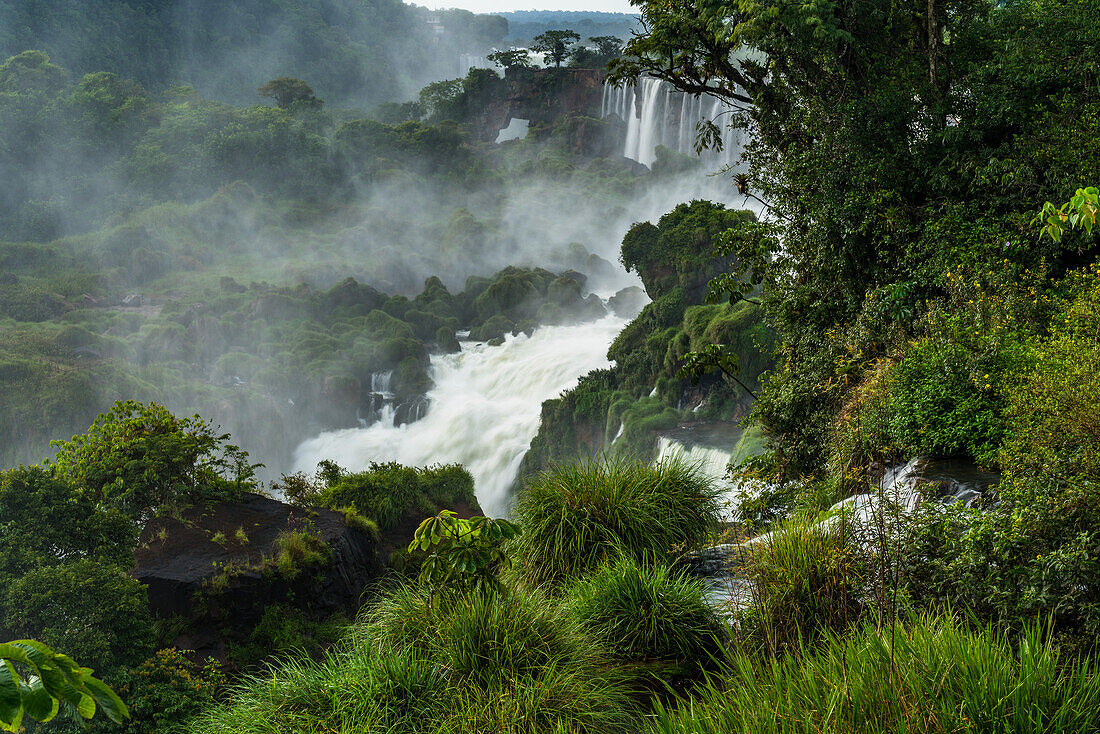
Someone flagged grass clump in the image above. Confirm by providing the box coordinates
[741,518,863,655]
[510,458,722,587]
[649,615,1100,734]
[565,555,728,667]
[337,506,380,536]
[189,584,633,734]
[274,529,331,580]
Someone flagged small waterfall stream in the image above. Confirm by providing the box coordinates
[690,456,1001,613]
[602,77,745,168]
[292,315,628,517]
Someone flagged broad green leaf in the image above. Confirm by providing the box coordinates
[19,677,59,723]
[81,675,129,724]
[75,692,96,720]
[0,662,21,727]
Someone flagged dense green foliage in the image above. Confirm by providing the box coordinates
[606,0,1100,660]
[615,0,1100,481]
[49,400,257,518]
[565,556,726,666]
[3,561,154,676]
[283,461,478,530]
[86,649,223,734]
[0,467,135,580]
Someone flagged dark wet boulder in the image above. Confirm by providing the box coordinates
[134,493,385,659]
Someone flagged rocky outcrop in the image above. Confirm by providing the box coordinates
[467,68,607,142]
[134,494,385,659]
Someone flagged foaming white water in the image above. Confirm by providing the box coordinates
[292,315,628,517]
[655,436,731,484]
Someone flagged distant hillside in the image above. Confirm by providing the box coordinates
[500,10,640,44]
[0,0,508,108]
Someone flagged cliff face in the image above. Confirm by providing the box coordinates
[134,494,385,660]
[468,68,607,141]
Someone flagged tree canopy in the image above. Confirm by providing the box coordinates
[48,400,259,519]
[487,48,533,71]
[531,30,581,68]
[257,77,321,109]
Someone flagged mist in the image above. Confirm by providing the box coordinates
[0,2,748,490]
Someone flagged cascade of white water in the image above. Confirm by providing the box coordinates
[292,315,628,518]
[370,371,392,396]
[655,434,746,521]
[603,77,744,169]
[655,436,731,485]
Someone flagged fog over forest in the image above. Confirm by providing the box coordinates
[4,0,1097,731]
[0,0,738,482]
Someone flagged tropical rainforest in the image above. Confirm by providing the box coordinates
[2,0,1100,731]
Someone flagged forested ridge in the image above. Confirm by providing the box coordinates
[3,0,1100,731]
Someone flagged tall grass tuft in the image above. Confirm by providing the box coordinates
[741,516,863,655]
[273,528,331,579]
[565,555,728,667]
[649,614,1100,734]
[510,458,723,587]
[190,584,633,734]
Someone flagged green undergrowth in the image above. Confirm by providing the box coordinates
[190,586,635,734]
[649,616,1100,734]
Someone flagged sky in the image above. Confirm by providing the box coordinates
[421,1,637,12]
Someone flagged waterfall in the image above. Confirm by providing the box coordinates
[370,371,392,396]
[655,436,732,485]
[828,456,996,529]
[601,77,745,168]
[292,315,628,518]
[654,424,751,521]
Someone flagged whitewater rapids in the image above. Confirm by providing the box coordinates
[292,315,628,517]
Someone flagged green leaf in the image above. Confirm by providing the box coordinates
[81,675,128,724]
[0,662,21,727]
[19,677,59,723]
[75,692,96,720]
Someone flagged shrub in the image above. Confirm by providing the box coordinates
[2,559,155,675]
[565,556,727,666]
[273,529,331,580]
[509,458,722,587]
[337,507,379,536]
[288,461,477,529]
[897,267,1100,645]
[48,400,259,519]
[88,648,224,734]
